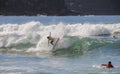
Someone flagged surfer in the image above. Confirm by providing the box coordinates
[47,36,55,45]
[47,32,60,48]
[47,32,56,46]
[101,61,114,68]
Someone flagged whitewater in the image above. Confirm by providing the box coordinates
[0,16,120,74]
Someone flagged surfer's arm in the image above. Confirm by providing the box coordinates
[101,64,107,66]
[49,32,51,37]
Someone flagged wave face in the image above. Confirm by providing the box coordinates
[0,21,120,56]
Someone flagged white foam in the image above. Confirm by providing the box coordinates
[0,21,120,52]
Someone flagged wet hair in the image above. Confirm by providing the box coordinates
[47,36,50,39]
[108,61,111,64]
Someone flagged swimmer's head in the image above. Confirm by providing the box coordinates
[108,61,112,64]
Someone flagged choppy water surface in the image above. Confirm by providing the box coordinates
[0,16,120,74]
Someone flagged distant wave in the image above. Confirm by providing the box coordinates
[0,21,120,56]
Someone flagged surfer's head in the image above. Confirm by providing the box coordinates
[47,36,50,39]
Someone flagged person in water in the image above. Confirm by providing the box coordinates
[47,32,56,46]
[47,36,55,45]
[101,61,114,68]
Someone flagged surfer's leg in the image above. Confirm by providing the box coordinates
[50,40,54,45]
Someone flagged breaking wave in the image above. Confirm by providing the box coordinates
[0,21,120,56]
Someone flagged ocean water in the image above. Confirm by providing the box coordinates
[0,15,120,74]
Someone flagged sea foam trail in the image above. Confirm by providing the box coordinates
[0,21,120,53]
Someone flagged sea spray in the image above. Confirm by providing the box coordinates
[0,21,120,55]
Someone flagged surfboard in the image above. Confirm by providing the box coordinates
[52,38,60,50]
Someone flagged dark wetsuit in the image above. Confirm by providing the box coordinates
[47,36,54,45]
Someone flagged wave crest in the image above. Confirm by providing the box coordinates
[0,21,120,56]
